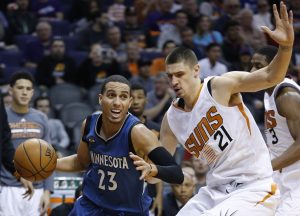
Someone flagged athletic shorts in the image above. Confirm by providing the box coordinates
[177,177,279,216]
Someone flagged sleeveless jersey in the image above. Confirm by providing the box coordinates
[167,77,273,187]
[82,113,151,214]
[264,78,300,191]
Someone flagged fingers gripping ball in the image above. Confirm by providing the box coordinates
[13,138,57,182]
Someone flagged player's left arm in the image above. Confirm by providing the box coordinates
[130,124,184,184]
[272,88,300,170]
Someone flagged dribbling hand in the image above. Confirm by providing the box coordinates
[261,1,294,47]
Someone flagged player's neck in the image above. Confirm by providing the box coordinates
[11,102,29,114]
[183,81,202,111]
[100,117,126,140]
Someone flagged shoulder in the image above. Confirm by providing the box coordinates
[276,87,300,119]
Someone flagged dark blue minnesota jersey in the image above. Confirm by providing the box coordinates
[82,113,152,215]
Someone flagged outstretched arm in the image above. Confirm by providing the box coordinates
[272,88,300,170]
[56,119,91,172]
[211,2,294,105]
[130,123,183,184]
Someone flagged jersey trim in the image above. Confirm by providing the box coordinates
[255,183,277,206]
[94,114,131,142]
[237,103,251,135]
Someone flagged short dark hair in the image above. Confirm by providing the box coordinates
[256,45,278,64]
[224,20,240,33]
[101,75,130,94]
[10,71,34,87]
[33,96,50,108]
[206,42,220,52]
[162,40,176,50]
[131,83,147,96]
[51,36,65,46]
[165,47,198,68]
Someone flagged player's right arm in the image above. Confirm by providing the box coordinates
[271,87,300,171]
[211,2,294,104]
[56,119,91,172]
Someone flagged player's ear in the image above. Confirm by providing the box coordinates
[98,94,103,105]
[194,64,200,78]
[128,96,133,108]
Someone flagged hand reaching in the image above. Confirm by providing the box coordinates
[20,177,34,200]
[129,152,157,180]
[261,1,294,47]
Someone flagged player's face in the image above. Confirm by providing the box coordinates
[172,175,195,204]
[250,53,268,72]
[166,62,199,98]
[130,89,146,117]
[10,79,33,107]
[36,99,50,115]
[100,82,132,124]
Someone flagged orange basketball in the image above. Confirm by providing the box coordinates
[14,138,57,182]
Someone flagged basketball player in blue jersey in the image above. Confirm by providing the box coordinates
[55,75,184,216]
[161,2,294,215]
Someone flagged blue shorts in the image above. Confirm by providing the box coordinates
[69,196,149,216]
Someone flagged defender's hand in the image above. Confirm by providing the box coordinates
[129,152,157,180]
[261,2,294,47]
[20,177,34,200]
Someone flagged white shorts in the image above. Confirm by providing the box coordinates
[0,186,44,216]
[177,178,279,216]
[273,171,300,216]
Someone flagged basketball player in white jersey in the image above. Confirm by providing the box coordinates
[251,45,300,216]
[160,2,294,215]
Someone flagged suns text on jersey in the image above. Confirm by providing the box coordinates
[90,152,129,169]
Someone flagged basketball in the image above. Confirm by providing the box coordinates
[13,138,57,182]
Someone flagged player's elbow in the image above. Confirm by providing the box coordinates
[174,165,184,184]
[265,66,285,86]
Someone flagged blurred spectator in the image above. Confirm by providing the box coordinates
[180,27,204,60]
[74,43,121,89]
[198,43,228,80]
[34,96,70,155]
[70,0,101,22]
[163,166,196,216]
[157,10,188,49]
[150,40,176,76]
[121,6,146,48]
[213,0,241,34]
[0,14,5,42]
[144,0,176,47]
[238,9,266,50]
[31,0,63,21]
[35,37,76,88]
[222,21,249,68]
[76,11,108,51]
[130,59,155,93]
[235,47,252,71]
[122,41,141,78]
[23,21,52,69]
[50,184,83,216]
[107,0,126,24]
[199,0,223,20]
[146,73,173,124]
[1,92,12,108]
[103,25,127,64]
[290,0,300,39]
[191,157,208,190]
[6,0,37,36]
[181,0,200,32]
[253,0,273,32]
[193,15,223,48]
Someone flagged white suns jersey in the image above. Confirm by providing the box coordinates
[167,77,273,187]
[264,78,300,190]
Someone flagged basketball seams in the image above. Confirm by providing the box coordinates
[14,138,57,182]
[22,142,39,173]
